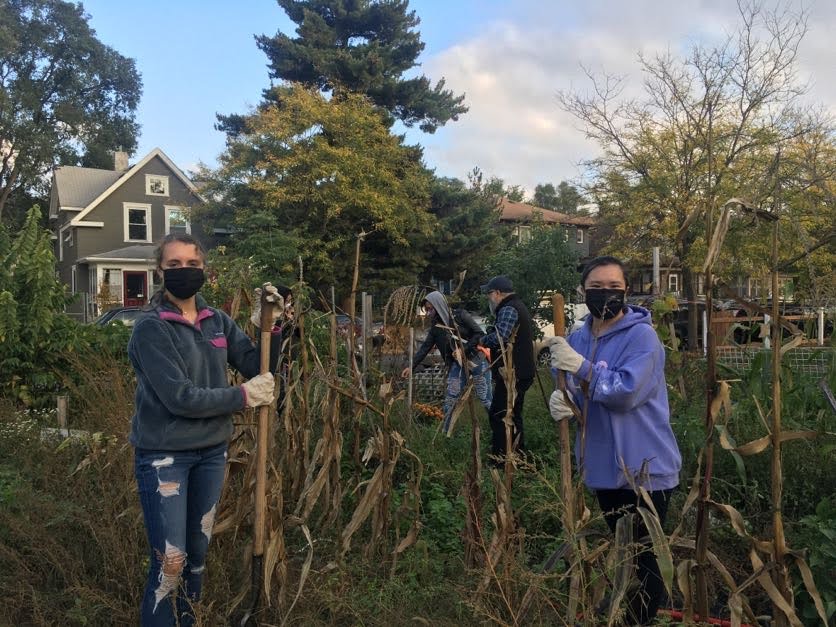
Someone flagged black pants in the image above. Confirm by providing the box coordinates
[488,374,533,458]
[596,488,675,625]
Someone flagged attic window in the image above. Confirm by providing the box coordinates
[145,174,169,196]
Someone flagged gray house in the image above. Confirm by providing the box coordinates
[498,197,595,259]
[49,148,205,321]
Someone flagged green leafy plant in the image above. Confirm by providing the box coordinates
[792,497,836,624]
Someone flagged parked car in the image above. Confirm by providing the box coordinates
[93,306,142,327]
[533,304,589,366]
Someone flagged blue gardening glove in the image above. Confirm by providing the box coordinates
[547,336,584,373]
[250,283,285,328]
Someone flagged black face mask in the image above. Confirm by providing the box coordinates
[584,288,626,320]
[163,267,205,300]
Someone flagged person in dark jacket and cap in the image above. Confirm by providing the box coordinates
[478,275,535,462]
[402,291,492,434]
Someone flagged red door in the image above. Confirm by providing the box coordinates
[123,271,147,307]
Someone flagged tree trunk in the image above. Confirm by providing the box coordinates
[0,165,22,222]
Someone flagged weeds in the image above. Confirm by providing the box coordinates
[1,307,834,624]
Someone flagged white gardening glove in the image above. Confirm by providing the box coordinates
[549,390,574,422]
[241,372,275,407]
[548,336,585,374]
[250,283,285,328]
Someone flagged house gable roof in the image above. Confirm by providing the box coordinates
[53,166,123,210]
[498,197,596,227]
[70,147,205,226]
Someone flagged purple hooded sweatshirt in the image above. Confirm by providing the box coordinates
[566,305,681,491]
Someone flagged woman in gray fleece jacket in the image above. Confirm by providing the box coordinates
[128,233,280,627]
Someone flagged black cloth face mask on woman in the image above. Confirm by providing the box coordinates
[163,267,206,300]
[584,288,626,320]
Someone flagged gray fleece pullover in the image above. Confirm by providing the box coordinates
[128,294,277,451]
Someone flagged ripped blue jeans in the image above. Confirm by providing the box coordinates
[442,353,492,435]
[134,442,227,627]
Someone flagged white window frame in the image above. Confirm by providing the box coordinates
[668,273,679,293]
[145,174,169,196]
[576,228,584,244]
[124,203,152,243]
[164,205,191,235]
[517,225,531,243]
[696,273,705,296]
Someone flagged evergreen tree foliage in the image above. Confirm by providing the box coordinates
[252,0,467,133]
[419,177,503,288]
[532,181,586,214]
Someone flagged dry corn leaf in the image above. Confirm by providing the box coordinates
[280,524,313,627]
[788,549,829,626]
[636,505,674,599]
[749,549,804,627]
[675,559,696,624]
[669,451,702,544]
[340,465,384,555]
[392,521,421,555]
[719,429,819,457]
[262,525,285,607]
[779,333,804,356]
[608,513,634,627]
[708,380,733,425]
[702,204,733,273]
[708,500,774,554]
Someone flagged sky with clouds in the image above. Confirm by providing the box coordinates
[81,0,835,195]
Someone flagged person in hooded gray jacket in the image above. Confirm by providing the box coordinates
[401,291,492,434]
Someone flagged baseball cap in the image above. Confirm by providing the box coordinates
[480,275,514,293]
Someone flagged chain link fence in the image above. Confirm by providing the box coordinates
[412,364,447,402]
[716,346,834,376]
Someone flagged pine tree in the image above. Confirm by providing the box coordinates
[252,0,467,133]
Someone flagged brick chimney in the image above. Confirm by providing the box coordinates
[113,150,129,172]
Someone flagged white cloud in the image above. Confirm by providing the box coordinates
[419,0,836,195]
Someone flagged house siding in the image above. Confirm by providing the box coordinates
[74,156,201,258]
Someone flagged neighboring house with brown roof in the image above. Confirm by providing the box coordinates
[498,197,596,259]
[49,148,205,321]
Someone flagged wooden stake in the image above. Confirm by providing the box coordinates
[252,290,274,606]
[551,294,575,535]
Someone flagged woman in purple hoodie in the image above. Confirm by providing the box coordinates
[548,255,681,625]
